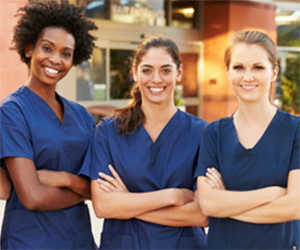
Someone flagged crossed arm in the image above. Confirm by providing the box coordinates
[0,168,12,200]
[197,167,300,223]
[4,157,90,211]
[91,165,208,227]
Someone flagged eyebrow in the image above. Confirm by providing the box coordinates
[140,64,174,68]
[42,39,74,51]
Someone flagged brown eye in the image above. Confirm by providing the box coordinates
[255,66,264,70]
[142,69,151,74]
[62,51,72,58]
[43,45,52,52]
[233,65,243,70]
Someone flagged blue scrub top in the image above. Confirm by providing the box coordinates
[0,86,96,249]
[194,109,300,249]
[80,109,208,249]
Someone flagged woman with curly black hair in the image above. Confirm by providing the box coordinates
[0,0,98,249]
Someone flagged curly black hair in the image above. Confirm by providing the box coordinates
[11,0,98,66]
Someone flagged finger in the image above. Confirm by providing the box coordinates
[98,172,118,188]
[96,178,115,192]
[206,171,221,189]
[210,168,222,178]
[207,168,223,189]
[205,178,216,189]
[108,165,128,191]
[210,168,226,189]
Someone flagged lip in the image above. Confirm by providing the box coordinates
[43,66,61,78]
[148,86,166,95]
[240,85,258,91]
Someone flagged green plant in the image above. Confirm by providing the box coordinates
[279,53,300,113]
[174,87,185,107]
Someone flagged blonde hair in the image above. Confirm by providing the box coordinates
[224,30,278,70]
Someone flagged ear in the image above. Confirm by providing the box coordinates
[225,67,231,81]
[25,44,33,58]
[176,64,183,82]
[132,65,138,82]
[272,66,279,82]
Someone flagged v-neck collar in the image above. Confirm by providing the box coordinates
[141,109,181,145]
[230,109,279,152]
[23,86,71,127]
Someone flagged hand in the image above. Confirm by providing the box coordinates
[37,170,67,188]
[97,164,129,193]
[205,168,226,190]
[173,188,194,206]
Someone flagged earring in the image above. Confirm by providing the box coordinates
[25,51,32,58]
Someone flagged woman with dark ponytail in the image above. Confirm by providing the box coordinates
[80,34,208,249]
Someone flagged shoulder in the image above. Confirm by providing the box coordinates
[205,116,232,131]
[96,116,116,131]
[0,87,27,111]
[274,109,300,135]
[202,116,232,140]
[179,110,208,129]
[277,109,300,126]
[94,116,118,141]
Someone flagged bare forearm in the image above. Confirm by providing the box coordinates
[92,181,189,219]
[232,194,300,223]
[62,172,91,199]
[27,185,85,211]
[38,170,91,199]
[197,177,285,217]
[232,170,300,223]
[6,158,84,211]
[0,168,12,200]
[137,200,208,227]
[93,189,178,219]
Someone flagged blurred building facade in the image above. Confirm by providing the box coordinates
[1,0,299,122]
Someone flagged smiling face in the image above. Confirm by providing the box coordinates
[133,47,182,107]
[227,42,278,104]
[25,27,75,89]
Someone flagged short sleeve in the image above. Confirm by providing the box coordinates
[290,121,300,171]
[77,137,93,179]
[0,102,34,167]
[194,123,219,179]
[89,118,114,180]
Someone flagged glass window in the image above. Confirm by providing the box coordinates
[110,49,134,99]
[85,0,110,19]
[76,48,106,101]
[111,0,165,26]
[169,0,200,29]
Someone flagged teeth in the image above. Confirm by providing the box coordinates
[150,87,164,93]
[44,67,59,74]
[242,85,256,90]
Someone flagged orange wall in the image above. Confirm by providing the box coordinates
[0,0,28,100]
[202,0,277,122]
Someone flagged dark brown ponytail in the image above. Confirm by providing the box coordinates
[113,84,144,135]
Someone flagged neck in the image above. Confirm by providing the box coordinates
[25,80,57,103]
[142,102,177,126]
[235,98,277,124]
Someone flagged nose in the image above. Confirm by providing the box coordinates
[152,71,162,83]
[49,52,61,65]
[244,70,254,82]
